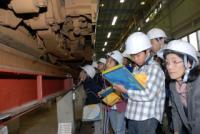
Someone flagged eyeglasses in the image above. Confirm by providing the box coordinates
[164,60,183,66]
[155,37,164,42]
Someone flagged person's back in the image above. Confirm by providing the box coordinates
[79,64,102,134]
[79,65,101,105]
[83,77,101,105]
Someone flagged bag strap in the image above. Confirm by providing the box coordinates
[86,91,99,98]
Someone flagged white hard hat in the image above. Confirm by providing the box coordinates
[163,40,198,65]
[156,45,168,59]
[92,61,98,68]
[81,65,96,78]
[123,32,152,55]
[107,50,123,64]
[156,48,165,59]
[98,58,107,64]
[147,28,167,39]
[122,52,131,59]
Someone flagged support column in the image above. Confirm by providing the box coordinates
[37,75,43,101]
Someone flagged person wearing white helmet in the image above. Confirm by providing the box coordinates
[92,58,106,71]
[93,58,107,88]
[102,50,126,134]
[122,52,133,72]
[79,65,102,134]
[92,58,107,134]
[147,28,167,54]
[80,65,96,80]
[92,61,98,69]
[148,28,171,133]
[92,57,107,134]
[98,58,107,71]
[162,40,200,134]
[113,32,166,134]
[106,50,123,66]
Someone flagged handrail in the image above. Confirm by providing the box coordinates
[0,88,73,124]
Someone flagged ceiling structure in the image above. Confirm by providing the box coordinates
[0,0,169,71]
[0,0,98,68]
[95,0,167,59]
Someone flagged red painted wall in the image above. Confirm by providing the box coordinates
[43,80,65,96]
[0,77,73,112]
[42,79,73,96]
[0,79,37,111]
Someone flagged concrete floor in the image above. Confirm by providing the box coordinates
[7,102,94,134]
[75,122,94,134]
[19,104,58,134]
[6,84,95,134]
[6,102,171,134]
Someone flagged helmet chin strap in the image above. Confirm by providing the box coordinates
[144,53,151,64]
[183,55,195,82]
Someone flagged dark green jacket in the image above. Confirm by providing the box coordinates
[170,75,200,134]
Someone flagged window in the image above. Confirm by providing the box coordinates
[180,30,200,51]
[197,30,200,50]
[181,36,188,42]
[189,32,198,50]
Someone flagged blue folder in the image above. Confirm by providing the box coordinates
[102,64,145,97]
[100,87,115,98]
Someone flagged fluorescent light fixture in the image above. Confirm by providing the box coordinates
[154,8,158,14]
[120,0,125,3]
[140,1,145,5]
[159,3,162,9]
[138,27,141,31]
[102,48,105,51]
[104,42,108,46]
[150,13,153,17]
[112,16,118,25]
[107,32,111,38]
[145,17,150,23]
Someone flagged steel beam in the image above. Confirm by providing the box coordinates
[0,42,66,77]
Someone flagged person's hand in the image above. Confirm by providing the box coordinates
[174,131,179,134]
[79,71,87,81]
[98,90,104,97]
[113,84,127,93]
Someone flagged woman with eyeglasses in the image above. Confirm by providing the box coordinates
[162,40,200,134]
